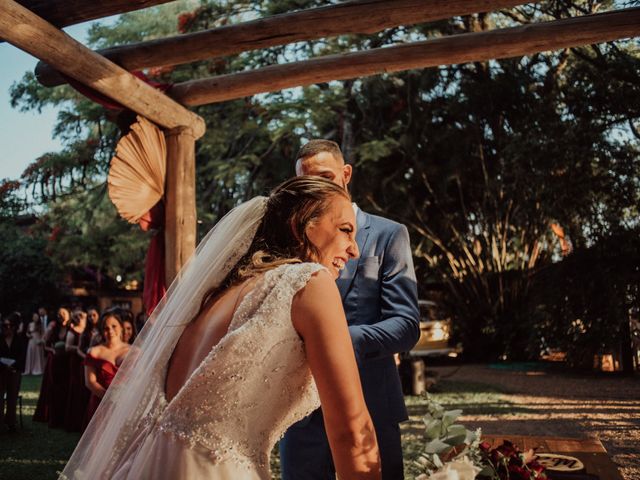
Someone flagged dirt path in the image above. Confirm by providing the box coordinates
[429,364,640,480]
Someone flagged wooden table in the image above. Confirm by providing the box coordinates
[482,435,624,480]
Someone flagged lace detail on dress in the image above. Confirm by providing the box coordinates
[157,262,324,472]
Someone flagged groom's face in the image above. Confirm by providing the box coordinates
[295,152,352,190]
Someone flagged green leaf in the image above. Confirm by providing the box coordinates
[423,418,442,440]
[424,438,451,455]
[441,409,463,429]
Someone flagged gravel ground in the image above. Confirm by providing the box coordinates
[427,364,640,480]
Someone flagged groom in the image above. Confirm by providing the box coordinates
[280,140,420,479]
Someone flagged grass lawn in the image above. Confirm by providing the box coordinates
[3,375,519,479]
[0,375,80,480]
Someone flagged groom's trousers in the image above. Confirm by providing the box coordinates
[279,408,403,480]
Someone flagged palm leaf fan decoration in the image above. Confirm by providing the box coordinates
[108,116,166,223]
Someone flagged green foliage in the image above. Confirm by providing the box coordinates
[40,186,149,283]
[529,228,640,368]
[0,221,60,315]
[411,393,484,478]
[337,4,640,360]
[0,179,27,218]
[3,0,639,362]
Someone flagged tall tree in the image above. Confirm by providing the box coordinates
[7,0,639,361]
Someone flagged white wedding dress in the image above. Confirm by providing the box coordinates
[86,263,323,480]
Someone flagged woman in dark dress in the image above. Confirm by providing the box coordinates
[33,308,71,423]
[64,310,90,432]
[80,307,101,352]
[33,307,71,424]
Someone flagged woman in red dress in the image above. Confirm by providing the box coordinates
[83,311,130,429]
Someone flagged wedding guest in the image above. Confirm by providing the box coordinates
[23,312,45,375]
[38,307,49,330]
[15,312,28,341]
[65,309,89,432]
[83,311,130,428]
[40,307,72,428]
[34,307,70,423]
[0,313,27,432]
[78,307,101,357]
[135,311,147,334]
[122,317,136,345]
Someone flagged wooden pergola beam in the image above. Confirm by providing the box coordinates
[0,0,205,139]
[15,0,173,29]
[35,0,529,87]
[169,7,640,107]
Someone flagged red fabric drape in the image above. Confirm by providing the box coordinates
[142,202,166,315]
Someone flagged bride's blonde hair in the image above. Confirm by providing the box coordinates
[196,176,350,316]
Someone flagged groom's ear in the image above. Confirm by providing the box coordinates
[343,164,353,187]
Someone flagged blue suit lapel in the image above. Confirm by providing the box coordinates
[337,208,370,300]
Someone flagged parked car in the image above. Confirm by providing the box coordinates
[409,300,461,358]
[399,299,461,395]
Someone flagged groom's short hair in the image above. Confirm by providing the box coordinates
[296,139,344,165]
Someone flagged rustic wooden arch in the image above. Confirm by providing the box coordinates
[1,0,638,283]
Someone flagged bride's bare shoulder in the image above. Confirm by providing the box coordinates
[291,268,341,332]
[293,268,336,301]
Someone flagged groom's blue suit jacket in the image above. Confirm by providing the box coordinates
[336,207,420,424]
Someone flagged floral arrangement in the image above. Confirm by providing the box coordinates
[413,394,548,480]
[479,439,547,480]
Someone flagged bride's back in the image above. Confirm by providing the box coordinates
[164,278,257,403]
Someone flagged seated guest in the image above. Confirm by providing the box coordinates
[83,311,130,429]
[0,313,27,432]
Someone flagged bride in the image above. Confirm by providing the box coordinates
[61,176,381,480]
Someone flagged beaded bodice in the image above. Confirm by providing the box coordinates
[156,262,323,472]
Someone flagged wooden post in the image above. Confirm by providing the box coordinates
[164,127,197,284]
[411,358,426,396]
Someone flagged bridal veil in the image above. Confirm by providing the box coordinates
[60,196,267,480]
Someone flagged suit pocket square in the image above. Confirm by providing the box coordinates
[358,256,380,280]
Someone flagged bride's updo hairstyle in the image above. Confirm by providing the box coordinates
[196,176,350,316]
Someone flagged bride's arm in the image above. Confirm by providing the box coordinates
[292,270,381,480]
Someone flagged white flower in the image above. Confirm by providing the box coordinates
[427,456,481,480]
